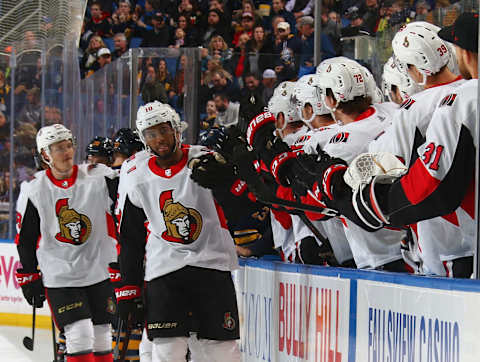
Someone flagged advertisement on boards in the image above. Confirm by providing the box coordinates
[0,243,50,316]
[356,279,480,362]
[234,265,351,362]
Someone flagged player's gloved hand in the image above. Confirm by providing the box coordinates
[295,236,340,266]
[108,262,122,287]
[15,269,45,308]
[189,152,238,191]
[270,150,320,197]
[214,126,245,161]
[231,142,271,200]
[300,146,349,202]
[246,111,290,167]
[115,285,144,327]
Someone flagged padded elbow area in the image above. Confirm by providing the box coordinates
[93,324,112,353]
[64,319,94,354]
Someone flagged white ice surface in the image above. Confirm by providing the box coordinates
[0,326,55,361]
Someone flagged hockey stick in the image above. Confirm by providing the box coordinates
[51,318,57,362]
[112,317,123,360]
[22,302,36,351]
[248,176,338,216]
[119,316,132,362]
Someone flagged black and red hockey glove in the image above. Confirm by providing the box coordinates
[190,152,239,192]
[246,111,290,168]
[115,284,144,327]
[15,269,45,308]
[108,262,122,288]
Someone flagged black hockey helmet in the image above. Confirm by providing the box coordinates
[85,136,114,158]
[112,128,144,157]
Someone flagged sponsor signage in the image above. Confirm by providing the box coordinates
[0,243,50,316]
[356,280,480,362]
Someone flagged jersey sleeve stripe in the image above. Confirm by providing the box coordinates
[400,158,441,205]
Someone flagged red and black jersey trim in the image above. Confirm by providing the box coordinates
[439,93,457,107]
[329,132,350,144]
[388,125,474,227]
[400,98,416,110]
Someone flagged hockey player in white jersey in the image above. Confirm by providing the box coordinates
[270,81,309,144]
[246,59,408,271]
[314,60,407,270]
[382,56,421,105]
[368,21,468,277]
[303,12,478,277]
[115,101,240,362]
[15,124,118,362]
[291,74,354,267]
[263,81,310,261]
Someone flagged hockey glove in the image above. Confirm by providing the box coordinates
[231,142,270,199]
[190,152,238,191]
[15,269,45,308]
[246,111,290,167]
[270,150,322,197]
[108,262,122,286]
[214,126,245,161]
[115,285,144,327]
[299,147,349,202]
[295,236,339,267]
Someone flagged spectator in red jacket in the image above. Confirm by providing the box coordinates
[232,11,256,47]
[85,1,112,38]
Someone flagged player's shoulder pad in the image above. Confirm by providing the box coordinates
[120,150,150,176]
[22,170,45,191]
[81,163,116,179]
[373,102,399,119]
[19,179,32,194]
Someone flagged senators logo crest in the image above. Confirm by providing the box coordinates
[55,198,92,245]
[160,190,202,244]
[223,312,236,331]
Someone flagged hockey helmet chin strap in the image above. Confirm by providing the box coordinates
[322,93,342,126]
[417,69,428,87]
[41,148,54,168]
[276,112,288,139]
[302,106,316,130]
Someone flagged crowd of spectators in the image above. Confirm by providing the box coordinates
[78,0,464,133]
[0,0,466,237]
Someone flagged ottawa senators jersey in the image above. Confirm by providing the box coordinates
[269,125,311,260]
[282,125,309,146]
[15,164,118,288]
[368,77,468,276]
[116,145,238,284]
[385,79,477,268]
[322,105,405,268]
[323,105,390,163]
[369,76,465,166]
[301,125,339,154]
